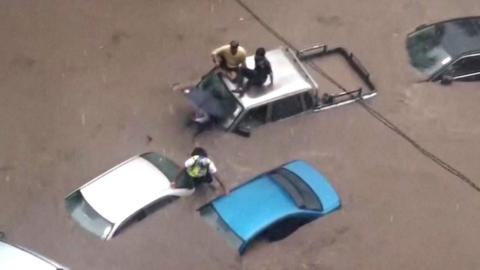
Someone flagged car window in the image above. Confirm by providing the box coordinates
[144,196,177,215]
[199,205,244,250]
[303,92,315,109]
[65,191,114,239]
[270,168,322,211]
[113,210,147,237]
[140,152,179,180]
[238,105,268,128]
[261,216,312,242]
[195,74,242,128]
[173,170,194,189]
[450,55,480,76]
[271,94,304,121]
[269,171,305,208]
[113,195,178,237]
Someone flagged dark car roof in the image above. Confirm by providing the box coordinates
[424,17,480,57]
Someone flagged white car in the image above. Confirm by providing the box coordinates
[65,152,194,240]
[0,235,69,270]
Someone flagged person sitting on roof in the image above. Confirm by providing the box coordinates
[211,40,247,80]
[234,47,273,96]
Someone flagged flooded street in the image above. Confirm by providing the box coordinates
[1,1,479,269]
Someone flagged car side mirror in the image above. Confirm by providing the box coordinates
[235,126,251,137]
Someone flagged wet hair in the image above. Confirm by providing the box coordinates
[230,40,239,49]
[255,47,266,57]
[191,147,208,157]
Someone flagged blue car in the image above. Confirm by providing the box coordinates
[200,160,341,254]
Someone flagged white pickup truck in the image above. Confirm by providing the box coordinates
[184,45,377,136]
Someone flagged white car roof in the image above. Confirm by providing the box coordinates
[80,156,172,224]
[222,47,317,109]
[0,241,64,270]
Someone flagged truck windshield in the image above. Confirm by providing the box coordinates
[65,191,113,239]
[195,74,242,129]
[407,25,452,77]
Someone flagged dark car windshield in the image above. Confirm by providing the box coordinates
[407,17,480,77]
[407,25,453,77]
[191,74,242,128]
[270,168,322,211]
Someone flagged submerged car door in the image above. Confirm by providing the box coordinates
[233,92,313,132]
[235,105,269,130]
[112,196,176,238]
[271,93,309,122]
[261,214,317,242]
[445,54,480,81]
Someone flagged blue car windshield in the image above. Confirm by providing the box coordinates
[270,168,323,211]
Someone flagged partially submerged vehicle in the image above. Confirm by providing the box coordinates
[407,16,480,84]
[0,233,69,270]
[65,152,193,240]
[183,45,377,136]
[199,160,341,255]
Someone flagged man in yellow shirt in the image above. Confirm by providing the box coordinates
[211,40,247,74]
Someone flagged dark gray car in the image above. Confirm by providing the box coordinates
[407,16,480,84]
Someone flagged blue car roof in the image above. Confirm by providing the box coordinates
[210,160,340,243]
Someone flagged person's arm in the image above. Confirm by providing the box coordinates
[239,48,247,68]
[211,53,219,65]
[171,168,186,188]
[240,56,246,68]
[211,45,227,65]
[212,173,229,194]
[268,62,274,86]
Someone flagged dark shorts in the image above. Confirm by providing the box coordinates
[240,67,267,86]
[192,173,213,187]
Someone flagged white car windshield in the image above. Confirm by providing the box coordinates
[66,191,113,239]
[140,152,179,180]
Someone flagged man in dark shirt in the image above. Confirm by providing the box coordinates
[235,47,273,96]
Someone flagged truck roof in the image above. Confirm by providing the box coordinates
[222,47,318,110]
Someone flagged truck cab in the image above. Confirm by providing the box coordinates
[185,45,377,136]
